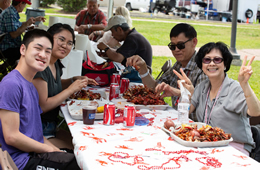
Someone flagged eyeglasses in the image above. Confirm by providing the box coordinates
[168,38,193,51]
[55,37,74,49]
[202,57,224,64]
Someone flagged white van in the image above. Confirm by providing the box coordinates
[98,0,126,7]
[125,0,151,11]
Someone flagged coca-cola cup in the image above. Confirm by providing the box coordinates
[83,106,96,125]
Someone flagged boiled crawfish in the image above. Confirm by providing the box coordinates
[123,85,165,105]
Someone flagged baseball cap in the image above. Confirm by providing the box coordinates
[103,15,127,31]
[15,0,32,5]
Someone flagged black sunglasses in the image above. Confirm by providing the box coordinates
[202,57,224,64]
[168,38,193,51]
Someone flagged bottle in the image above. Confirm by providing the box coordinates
[178,80,191,124]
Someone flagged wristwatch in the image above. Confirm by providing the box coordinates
[104,47,109,53]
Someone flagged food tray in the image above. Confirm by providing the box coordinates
[162,122,233,147]
[69,89,107,100]
[134,104,169,110]
[67,100,107,120]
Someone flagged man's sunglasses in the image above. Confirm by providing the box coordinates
[202,57,224,64]
[168,38,193,51]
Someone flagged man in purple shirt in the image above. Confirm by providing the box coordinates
[0,29,80,170]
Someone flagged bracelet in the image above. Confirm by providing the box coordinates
[104,47,109,53]
[140,70,149,78]
[87,24,92,29]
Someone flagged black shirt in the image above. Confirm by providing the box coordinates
[117,28,152,67]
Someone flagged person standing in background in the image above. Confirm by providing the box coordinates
[0,0,45,67]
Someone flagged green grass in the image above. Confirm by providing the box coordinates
[20,6,260,50]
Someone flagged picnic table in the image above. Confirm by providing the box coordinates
[60,91,260,170]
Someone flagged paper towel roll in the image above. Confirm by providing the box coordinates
[75,34,89,53]
[75,34,106,64]
[49,16,76,29]
[60,49,84,79]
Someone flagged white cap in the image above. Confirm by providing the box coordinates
[104,15,127,31]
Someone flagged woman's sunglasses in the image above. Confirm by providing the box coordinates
[202,57,223,64]
[168,38,193,51]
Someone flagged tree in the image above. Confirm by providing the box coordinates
[57,0,87,12]
[40,0,56,8]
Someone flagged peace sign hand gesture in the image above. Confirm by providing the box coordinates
[173,68,195,96]
[238,56,255,86]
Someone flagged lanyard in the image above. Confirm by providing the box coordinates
[204,83,223,124]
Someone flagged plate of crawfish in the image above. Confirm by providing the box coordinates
[69,89,106,100]
[122,85,168,110]
[162,122,233,147]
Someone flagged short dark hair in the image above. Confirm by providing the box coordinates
[12,0,25,6]
[113,23,129,32]
[170,23,197,39]
[47,23,75,45]
[195,42,233,72]
[22,29,53,48]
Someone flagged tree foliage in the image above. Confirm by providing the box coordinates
[57,0,87,12]
[40,0,56,8]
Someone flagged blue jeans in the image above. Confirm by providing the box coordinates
[42,121,56,139]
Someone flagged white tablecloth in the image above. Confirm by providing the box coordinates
[61,105,259,170]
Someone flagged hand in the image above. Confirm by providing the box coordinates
[126,55,147,74]
[77,25,86,34]
[68,79,88,94]
[238,56,255,86]
[173,68,194,96]
[107,37,121,48]
[97,42,108,51]
[155,82,180,98]
[35,16,46,22]
[89,32,95,41]
[88,78,99,86]
[26,17,36,26]
[73,76,99,86]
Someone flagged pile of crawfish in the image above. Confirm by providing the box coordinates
[70,90,101,100]
[123,85,165,105]
[174,124,231,142]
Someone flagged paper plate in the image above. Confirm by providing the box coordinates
[67,100,107,120]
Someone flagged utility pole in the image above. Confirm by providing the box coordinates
[230,0,241,66]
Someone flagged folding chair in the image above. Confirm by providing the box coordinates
[0,148,18,170]
[250,125,260,162]
[155,60,172,80]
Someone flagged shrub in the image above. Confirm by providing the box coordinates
[40,0,56,8]
[57,0,87,12]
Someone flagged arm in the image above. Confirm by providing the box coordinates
[97,42,125,63]
[62,76,98,90]
[126,55,157,89]
[32,78,88,113]
[238,56,260,117]
[75,24,106,34]
[0,109,55,153]
[9,17,35,39]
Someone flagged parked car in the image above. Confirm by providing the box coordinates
[153,0,176,15]
[125,0,150,11]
